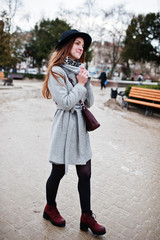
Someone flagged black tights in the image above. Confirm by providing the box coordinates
[46,160,91,213]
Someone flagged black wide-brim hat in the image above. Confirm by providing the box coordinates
[56,29,92,51]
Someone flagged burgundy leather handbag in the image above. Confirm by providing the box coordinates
[80,101,100,131]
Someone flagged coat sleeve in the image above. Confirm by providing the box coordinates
[48,66,87,111]
[84,79,94,108]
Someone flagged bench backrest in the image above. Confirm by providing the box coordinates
[129,87,160,102]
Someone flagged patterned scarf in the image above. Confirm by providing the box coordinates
[63,56,81,67]
[61,56,84,86]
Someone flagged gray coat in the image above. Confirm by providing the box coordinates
[48,65,94,174]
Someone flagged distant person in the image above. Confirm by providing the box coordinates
[42,29,106,236]
[137,73,143,82]
[98,70,107,90]
[146,76,151,82]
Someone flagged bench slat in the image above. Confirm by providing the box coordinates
[124,98,160,108]
[132,87,160,94]
[130,88,160,95]
[129,93,160,102]
[130,91,160,99]
[130,89,160,96]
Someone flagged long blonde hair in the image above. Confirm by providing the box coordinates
[42,38,86,99]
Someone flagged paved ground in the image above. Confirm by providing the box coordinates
[0,80,160,240]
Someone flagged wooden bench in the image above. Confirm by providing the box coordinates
[0,71,15,86]
[0,71,14,86]
[122,87,160,115]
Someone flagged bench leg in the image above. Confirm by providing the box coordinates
[122,100,129,109]
[122,100,125,109]
[145,106,150,116]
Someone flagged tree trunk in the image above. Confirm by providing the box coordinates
[110,63,117,79]
[126,61,131,77]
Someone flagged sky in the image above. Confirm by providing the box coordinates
[1,0,160,32]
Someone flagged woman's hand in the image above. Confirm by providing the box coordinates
[77,67,89,86]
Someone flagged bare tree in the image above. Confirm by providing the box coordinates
[103,4,133,77]
[2,0,22,32]
[58,0,100,38]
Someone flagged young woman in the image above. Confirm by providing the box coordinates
[42,29,106,236]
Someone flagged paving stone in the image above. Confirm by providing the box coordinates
[0,80,160,240]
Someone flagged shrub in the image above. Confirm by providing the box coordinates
[23,73,45,80]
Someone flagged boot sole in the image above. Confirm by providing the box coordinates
[43,211,65,227]
[80,222,106,235]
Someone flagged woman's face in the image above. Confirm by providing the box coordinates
[69,37,84,61]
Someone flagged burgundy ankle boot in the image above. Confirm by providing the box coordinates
[43,203,65,227]
[80,211,106,235]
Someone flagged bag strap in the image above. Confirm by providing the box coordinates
[67,76,85,107]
